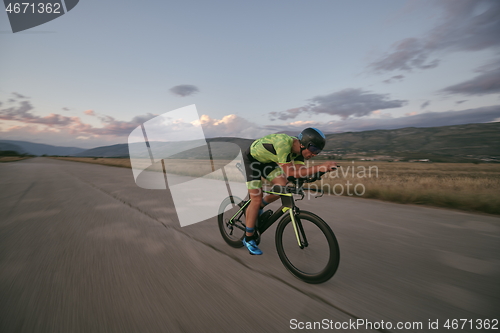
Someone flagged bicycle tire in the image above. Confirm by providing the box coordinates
[218,196,246,248]
[275,210,339,284]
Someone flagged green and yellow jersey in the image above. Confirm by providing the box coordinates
[250,133,305,165]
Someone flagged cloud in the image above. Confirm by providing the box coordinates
[0,124,123,149]
[371,38,440,72]
[129,113,159,125]
[62,107,70,111]
[169,85,200,97]
[90,113,158,136]
[288,120,320,127]
[271,88,407,120]
[306,89,407,119]
[196,114,270,139]
[383,75,405,84]
[269,107,303,121]
[1,101,76,127]
[440,60,500,96]
[264,120,322,136]
[370,0,500,73]
[372,110,394,118]
[266,106,500,133]
[0,100,35,120]
[421,101,431,109]
[0,99,158,138]
[0,98,266,141]
[12,92,28,99]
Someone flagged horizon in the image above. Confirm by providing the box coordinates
[1,0,499,149]
[2,120,498,151]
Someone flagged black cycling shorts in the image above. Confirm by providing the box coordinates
[242,148,283,189]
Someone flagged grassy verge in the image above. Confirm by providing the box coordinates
[50,157,500,215]
[0,156,32,163]
[51,157,132,168]
[311,161,500,215]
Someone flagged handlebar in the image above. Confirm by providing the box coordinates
[268,166,337,198]
[286,166,337,186]
[236,162,337,198]
[269,182,324,199]
[287,172,325,184]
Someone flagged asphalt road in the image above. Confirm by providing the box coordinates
[1,158,499,333]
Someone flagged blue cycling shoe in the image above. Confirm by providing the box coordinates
[242,238,263,255]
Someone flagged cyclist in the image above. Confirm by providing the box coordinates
[241,127,337,255]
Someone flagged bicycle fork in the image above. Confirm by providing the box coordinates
[284,207,309,249]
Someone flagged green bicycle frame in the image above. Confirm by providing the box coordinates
[228,187,307,248]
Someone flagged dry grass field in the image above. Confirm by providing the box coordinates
[309,161,500,215]
[0,156,32,163]
[50,157,500,215]
[52,157,132,168]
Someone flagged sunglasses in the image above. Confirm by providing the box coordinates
[307,143,322,154]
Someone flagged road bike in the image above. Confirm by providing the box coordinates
[218,164,340,284]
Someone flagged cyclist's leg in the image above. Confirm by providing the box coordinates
[262,167,287,205]
[271,173,287,186]
[243,187,264,255]
[242,150,265,254]
[245,188,262,236]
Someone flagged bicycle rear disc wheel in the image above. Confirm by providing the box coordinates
[218,196,246,248]
[275,211,339,284]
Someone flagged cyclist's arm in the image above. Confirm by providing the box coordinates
[279,161,337,179]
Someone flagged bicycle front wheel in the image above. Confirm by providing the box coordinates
[275,211,339,284]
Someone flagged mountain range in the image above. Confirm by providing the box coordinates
[1,122,499,162]
[0,140,86,156]
[323,122,500,162]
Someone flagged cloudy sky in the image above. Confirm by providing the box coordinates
[1,0,499,148]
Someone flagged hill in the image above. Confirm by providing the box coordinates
[10,122,498,162]
[76,122,500,162]
[76,144,130,158]
[76,137,254,159]
[322,122,500,162]
[0,140,85,156]
[0,142,27,155]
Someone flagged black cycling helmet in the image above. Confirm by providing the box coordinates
[298,127,326,154]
